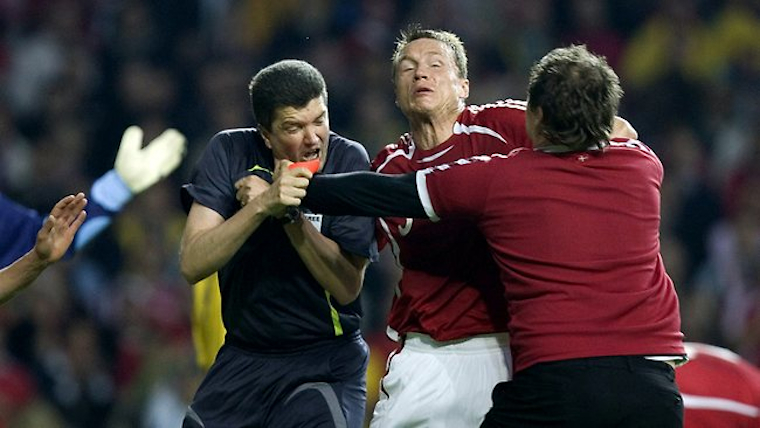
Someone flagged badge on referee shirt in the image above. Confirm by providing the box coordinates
[304,213,323,232]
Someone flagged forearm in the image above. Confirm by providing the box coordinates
[0,249,49,304]
[180,201,270,284]
[283,217,368,305]
[303,172,427,218]
[73,170,134,252]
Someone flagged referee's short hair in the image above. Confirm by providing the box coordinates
[249,60,328,132]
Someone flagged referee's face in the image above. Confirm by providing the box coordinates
[263,96,330,171]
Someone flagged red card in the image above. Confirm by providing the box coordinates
[288,159,320,174]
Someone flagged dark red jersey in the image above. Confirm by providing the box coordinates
[678,342,760,427]
[418,139,685,372]
[371,99,530,341]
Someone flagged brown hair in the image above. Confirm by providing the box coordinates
[527,45,623,152]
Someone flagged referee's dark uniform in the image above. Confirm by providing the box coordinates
[181,128,377,428]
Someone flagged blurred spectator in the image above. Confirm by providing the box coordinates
[559,0,624,69]
[706,173,760,365]
[0,103,33,198]
[659,126,723,287]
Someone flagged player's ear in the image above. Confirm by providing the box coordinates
[459,78,469,100]
[261,128,273,150]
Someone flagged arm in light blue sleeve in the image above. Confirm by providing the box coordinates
[0,169,134,269]
[0,170,133,268]
[1,126,186,267]
[74,169,134,251]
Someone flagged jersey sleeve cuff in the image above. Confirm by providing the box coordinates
[91,169,134,212]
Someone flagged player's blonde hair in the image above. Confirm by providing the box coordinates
[391,25,468,81]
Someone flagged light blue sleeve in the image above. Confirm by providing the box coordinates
[73,169,134,250]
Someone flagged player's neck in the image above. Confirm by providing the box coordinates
[408,110,460,150]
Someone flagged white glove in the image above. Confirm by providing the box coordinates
[115,126,187,194]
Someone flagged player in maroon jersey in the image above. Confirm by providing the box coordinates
[367,27,529,427]
[293,44,685,426]
[677,342,760,427]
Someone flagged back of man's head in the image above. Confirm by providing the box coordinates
[249,60,328,131]
[527,45,623,152]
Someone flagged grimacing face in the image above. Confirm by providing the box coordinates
[262,96,330,171]
[394,38,469,119]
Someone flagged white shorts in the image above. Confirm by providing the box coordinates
[370,332,512,428]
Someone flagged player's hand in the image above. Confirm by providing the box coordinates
[115,126,187,194]
[258,159,312,217]
[34,193,88,264]
[235,175,270,207]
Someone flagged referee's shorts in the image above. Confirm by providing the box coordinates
[183,331,368,428]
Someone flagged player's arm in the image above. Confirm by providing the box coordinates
[0,194,48,268]
[303,171,426,219]
[179,161,310,284]
[0,193,87,304]
[0,127,186,266]
[72,126,187,253]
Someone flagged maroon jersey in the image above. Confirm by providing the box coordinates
[417,139,685,372]
[372,99,530,341]
[678,342,760,427]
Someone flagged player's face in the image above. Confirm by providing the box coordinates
[263,96,330,171]
[394,38,469,120]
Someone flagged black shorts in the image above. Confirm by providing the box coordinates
[183,331,369,428]
[481,355,684,428]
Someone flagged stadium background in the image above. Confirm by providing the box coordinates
[0,0,759,426]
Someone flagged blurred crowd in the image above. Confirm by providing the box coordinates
[0,0,758,426]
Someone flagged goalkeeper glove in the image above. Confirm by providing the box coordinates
[115,126,187,194]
